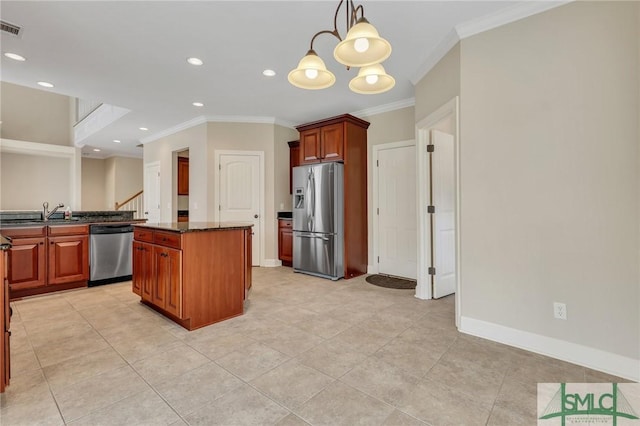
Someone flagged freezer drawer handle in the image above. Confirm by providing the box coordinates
[298,234,330,241]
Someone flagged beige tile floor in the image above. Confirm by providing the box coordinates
[0,267,628,425]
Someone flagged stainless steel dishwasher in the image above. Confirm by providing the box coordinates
[88,224,133,286]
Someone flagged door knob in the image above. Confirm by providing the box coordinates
[254,214,258,218]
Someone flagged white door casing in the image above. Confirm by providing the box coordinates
[416,96,461,328]
[214,151,263,266]
[373,141,417,279]
[430,130,456,298]
[144,161,161,223]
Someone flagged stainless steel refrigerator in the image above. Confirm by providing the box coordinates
[292,162,344,280]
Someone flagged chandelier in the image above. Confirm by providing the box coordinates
[288,0,395,94]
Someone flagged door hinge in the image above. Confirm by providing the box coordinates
[428,266,436,275]
[427,205,435,214]
[427,145,435,153]
[377,207,379,215]
[376,160,379,167]
[218,164,221,170]
[377,256,379,263]
[218,205,221,211]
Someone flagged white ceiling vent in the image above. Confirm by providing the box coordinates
[1,20,22,37]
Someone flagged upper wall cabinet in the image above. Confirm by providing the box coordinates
[288,140,300,194]
[178,157,189,195]
[296,115,369,165]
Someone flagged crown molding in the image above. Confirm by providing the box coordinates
[455,0,573,39]
[411,1,572,85]
[140,116,207,145]
[410,29,460,86]
[140,115,298,145]
[351,97,416,119]
[206,115,297,129]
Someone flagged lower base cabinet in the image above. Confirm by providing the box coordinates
[132,225,251,330]
[278,219,293,267]
[1,249,10,393]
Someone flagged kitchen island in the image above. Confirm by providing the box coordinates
[132,222,252,331]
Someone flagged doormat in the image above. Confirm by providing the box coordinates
[365,274,416,290]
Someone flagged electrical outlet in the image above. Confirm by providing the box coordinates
[553,302,567,320]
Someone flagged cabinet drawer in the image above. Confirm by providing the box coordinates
[278,219,292,229]
[134,228,154,243]
[48,224,89,236]
[154,231,181,249]
[0,227,46,238]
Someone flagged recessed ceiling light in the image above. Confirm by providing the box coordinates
[187,57,203,66]
[37,81,54,88]
[93,148,101,152]
[192,102,204,107]
[113,139,121,143]
[4,52,26,61]
[139,127,148,131]
[263,69,276,77]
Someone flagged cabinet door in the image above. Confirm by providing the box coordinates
[163,248,182,318]
[288,140,300,194]
[139,243,153,301]
[132,241,145,296]
[245,229,252,296]
[7,238,46,290]
[178,157,189,195]
[48,235,89,285]
[320,123,344,162]
[300,129,321,164]
[154,246,182,317]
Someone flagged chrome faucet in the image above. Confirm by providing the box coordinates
[43,202,64,221]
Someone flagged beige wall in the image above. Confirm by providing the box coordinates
[143,123,208,222]
[207,122,278,262]
[361,106,416,268]
[414,43,460,123]
[113,157,143,204]
[81,157,106,210]
[0,82,73,146]
[458,1,639,359]
[1,153,71,210]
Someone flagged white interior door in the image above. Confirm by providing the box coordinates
[377,143,417,279]
[430,130,456,298]
[218,153,261,266]
[144,162,160,223]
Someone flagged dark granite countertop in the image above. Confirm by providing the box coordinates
[277,211,292,219]
[0,235,11,250]
[0,210,144,228]
[135,222,253,233]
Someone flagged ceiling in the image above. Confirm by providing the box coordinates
[1,1,526,159]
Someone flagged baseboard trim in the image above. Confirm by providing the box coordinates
[460,316,640,382]
[263,259,282,267]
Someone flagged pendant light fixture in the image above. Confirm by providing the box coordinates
[349,63,395,94]
[287,0,394,94]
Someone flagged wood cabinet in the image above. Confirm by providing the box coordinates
[152,245,182,317]
[299,122,345,164]
[288,140,300,194]
[278,219,293,267]
[1,244,10,393]
[296,114,370,279]
[178,157,189,195]
[132,224,251,330]
[2,225,89,298]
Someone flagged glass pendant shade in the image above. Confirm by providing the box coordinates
[333,18,392,67]
[288,50,336,90]
[349,63,395,94]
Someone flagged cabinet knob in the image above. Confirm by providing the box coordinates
[254,214,259,219]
